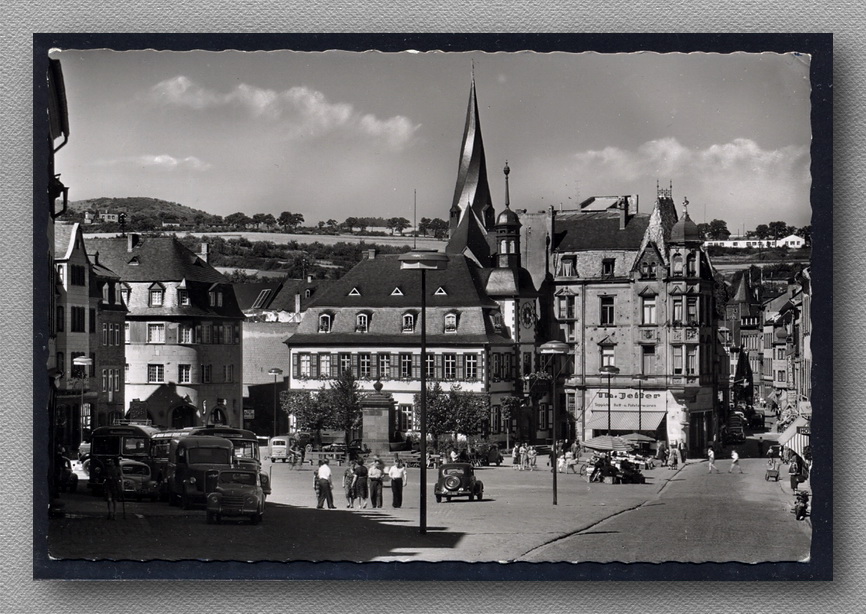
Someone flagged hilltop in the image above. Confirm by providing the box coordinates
[65,197,216,223]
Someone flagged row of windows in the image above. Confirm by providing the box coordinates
[102,323,122,346]
[555,255,698,279]
[147,363,235,384]
[557,295,704,327]
[56,306,98,334]
[294,352,480,381]
[599,344,701,376]
[318,312,459,334]
[134,286,225,309]
[101,368,122,392]
[140,322,240,345]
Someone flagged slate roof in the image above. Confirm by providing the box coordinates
[552,211,651,252]
[268,278,334,312]
[232,281,284,311]
[54,222,77,260]
[307,253,499,309]
[87,235,227,284]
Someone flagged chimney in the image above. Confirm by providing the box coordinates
[306,275,312,283]
[294,292,301,314]
[366,248,376,260]
[127,233,141,252]
[619,197,629,230]
[199,241,209,263]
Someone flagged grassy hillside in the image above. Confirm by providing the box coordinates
[65,197,215,222]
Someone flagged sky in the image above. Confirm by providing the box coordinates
[51,48,813,230]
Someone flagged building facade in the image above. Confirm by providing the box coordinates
[89,234,245,429]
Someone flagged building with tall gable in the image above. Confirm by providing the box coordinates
[539,187,726,454]
[88,233,244,429]
[285,77,545,447]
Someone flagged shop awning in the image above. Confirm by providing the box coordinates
[778,416,810,459]
[585,411,666,432]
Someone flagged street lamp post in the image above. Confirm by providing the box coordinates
[269,367,283,438]
[399,249,449,535]
[599,365,621,435]
[72,356,93,445]
[540,341,569,506]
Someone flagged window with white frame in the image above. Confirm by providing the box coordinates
[686,346,697,375]
[147,364,165,383]
[179,325,193,344]
[400,353,413,378]
[465,354,478,380]
[672,254,683,275]
[339,353,351,374]
[641,345,656,375]
[318,314,332,333]
[178,289,190,306]
[491,405,502,434]
[149,287,164,307]
[147,323,165,343]
[121,285,131,306]
[397,404,416,432]
[378,353,390,378]
[124,322,130,343]
[102,369,108,392]
[444,354,457,379]
[402,313,415,332]
[672,297,684,324]
[425,354,435,379]
[687,297,698,325]
[600,296,615,326]
[600,345,615,368]
[444,313,457,333]
[319,353,331,377]
[359,353,371,378]
[642,296,657,325]
[299,353,312,377]
[178,364,191,383]
[102,323,109,345]
[355,313,369,333]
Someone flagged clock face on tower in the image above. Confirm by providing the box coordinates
[521,302,535,328]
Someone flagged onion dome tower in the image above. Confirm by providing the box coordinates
[495,161,522,269]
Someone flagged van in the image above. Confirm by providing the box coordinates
[166,436,235,509]
[269,437,289,463]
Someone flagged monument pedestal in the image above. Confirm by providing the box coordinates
[360,380,396,458]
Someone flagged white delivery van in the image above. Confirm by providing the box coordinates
[269,437,289,463]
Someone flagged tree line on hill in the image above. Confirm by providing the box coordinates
[695,218,811,244]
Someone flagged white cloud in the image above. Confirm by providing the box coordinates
[568,137,811,226]
[95,154,212,171]
[149,76,420,150]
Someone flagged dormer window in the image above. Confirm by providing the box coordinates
[602,258,615,279]
[348,287,361,296]
[434,286,447,296]
[492,312,503,332]
[355,313,369,333]
[444,312,458,334]
[391,287,403,296]
[318,313,332,333]
[672,254,683,276]
[148,283,164,307]
[121,283,131,306]
[402,313,415,333]
[558,256,576,277]
[209,288,223,307]
[178,289,190,306]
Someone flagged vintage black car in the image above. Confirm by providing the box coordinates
[434,462,484,502]
[205,468,265,524]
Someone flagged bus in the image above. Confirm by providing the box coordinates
[86,423,160,492]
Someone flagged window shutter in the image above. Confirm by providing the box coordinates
[352,353,360,377]
[456,354,465,379]
[391,356,401,380]
[292,352,300,378]
[371,353,379,376]
[331,353,339,378]
[434,354,443,380]
[412,353,420,378]
[311,354,319,378]
[195,324,202,344]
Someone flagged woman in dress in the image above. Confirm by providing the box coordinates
[342,465,356,508]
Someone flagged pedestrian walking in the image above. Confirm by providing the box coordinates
[103,457,122,520]
[342,465,356,508]
[707,447,719,473]
[528,445,538,471]
[388,459,407,508]
[518,443,528,471]
[368,458,384,508]
[667,447,678,470]
[316,459,336,509]
[728,449,742,473]
[789,456,801,492]
[352,459,369,509]
[678,440,687,462]
[512,444,520,470]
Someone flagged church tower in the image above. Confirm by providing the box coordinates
[446,74,495,265]
[495,161,521,269]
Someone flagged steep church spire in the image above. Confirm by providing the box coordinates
[448,74,495,233]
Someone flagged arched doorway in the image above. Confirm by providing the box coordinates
[171,404,198,428]
[211,407,227,425]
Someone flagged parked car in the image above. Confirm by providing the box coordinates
[205,468,265,524]
[434,463,484,502]
[119,458,159,501]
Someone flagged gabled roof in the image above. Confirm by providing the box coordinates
[552,211,651,252]
[307,253,499,309]
[87,235,227,284]
[54,222,78,260]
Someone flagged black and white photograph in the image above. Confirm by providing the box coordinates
[34,35,831,578]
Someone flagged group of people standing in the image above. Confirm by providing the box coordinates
[510,443,538,471]
[315,456,408,510]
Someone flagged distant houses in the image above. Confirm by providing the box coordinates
[704,234,807,249]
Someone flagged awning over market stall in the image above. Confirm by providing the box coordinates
[778,416,811,459]
[585,411,666,432]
